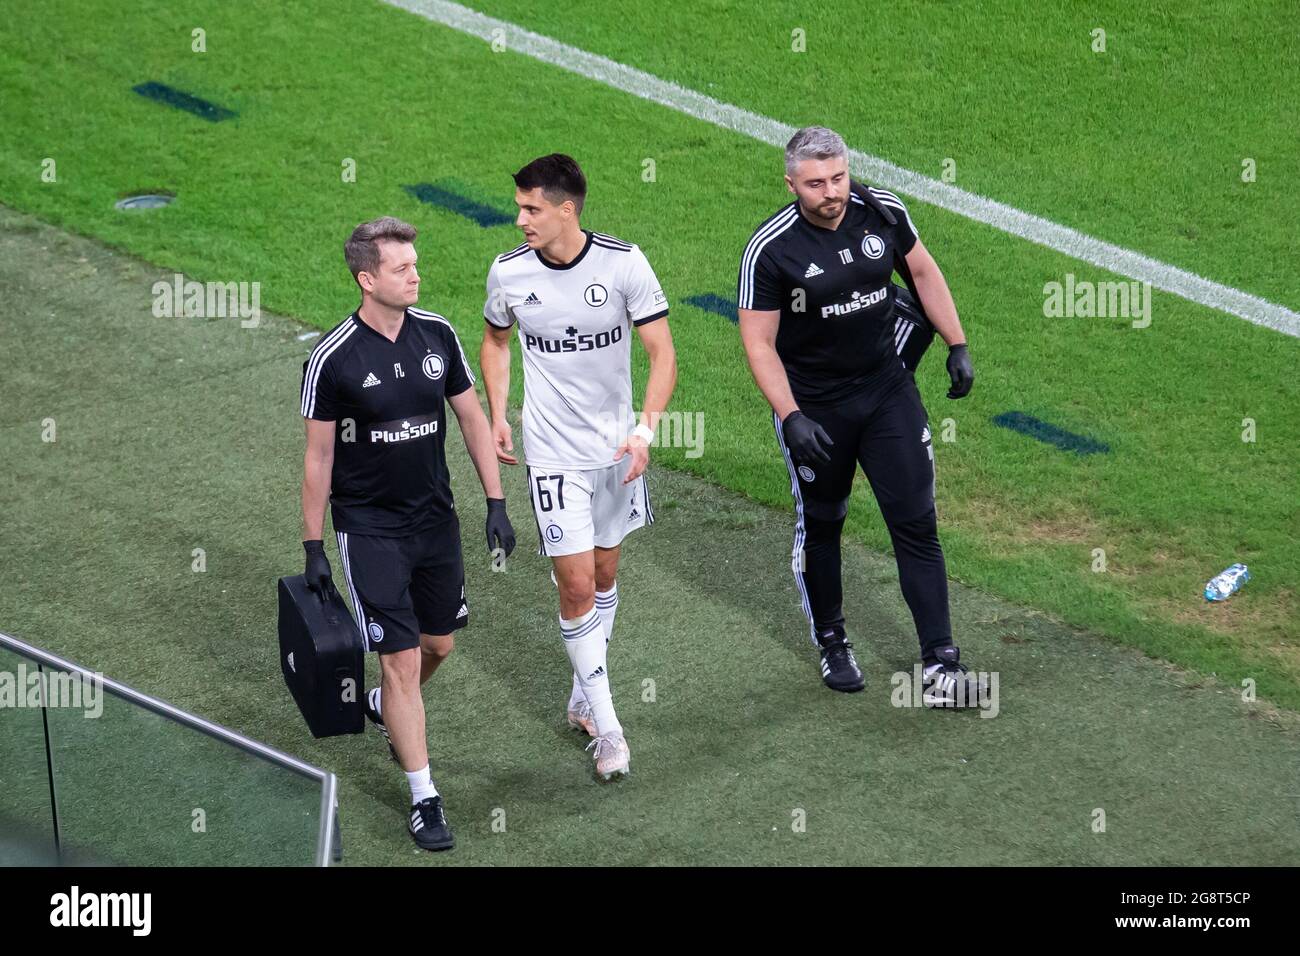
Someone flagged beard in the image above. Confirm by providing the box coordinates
[805,197,844,223]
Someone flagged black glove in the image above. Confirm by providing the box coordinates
[485,498,516,557]
[303,539,336,600]
[781,410,834,466]
[946,343,974,399]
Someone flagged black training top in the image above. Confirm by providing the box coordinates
[300,307,475,536]
[738,186,919,404]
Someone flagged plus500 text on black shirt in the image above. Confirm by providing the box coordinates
[300,307,476,536]
[738,187,919,404]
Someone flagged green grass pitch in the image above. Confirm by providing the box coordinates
[0,0,1296,865]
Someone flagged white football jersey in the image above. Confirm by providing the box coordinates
[484,230,669,469]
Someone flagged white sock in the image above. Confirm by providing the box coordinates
[561,607,621,736]
[595,582,619,640]
[569,582,619,710]
[567,672,585,712]
[406,764,439,804]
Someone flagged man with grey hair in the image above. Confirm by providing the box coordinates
[737,126,983,706]
[300,216,518,850]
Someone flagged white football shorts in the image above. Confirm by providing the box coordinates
[525,458,652,557]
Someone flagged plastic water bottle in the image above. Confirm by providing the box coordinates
[1204,564,1250,602]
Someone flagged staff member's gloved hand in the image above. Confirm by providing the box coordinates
[782,410,834,466]
[486,498,516,557]
[946,343,974,399]
[303,539,336,600]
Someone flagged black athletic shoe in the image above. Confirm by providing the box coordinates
[922,645,987,708]
[817,632,865,693]
[409,795,455,852]
[364,688,398,762]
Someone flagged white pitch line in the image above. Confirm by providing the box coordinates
[385,0,1300,339]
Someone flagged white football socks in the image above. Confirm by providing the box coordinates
[595,582,619,642]
[406,764,438,804]
[561,606,621,736]
[568,582,618,711]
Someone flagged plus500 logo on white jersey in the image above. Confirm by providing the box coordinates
[524,323,624,353]
[821,285,889,318]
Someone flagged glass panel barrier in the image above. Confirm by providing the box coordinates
[0,633,337,866]
[0,645,59,864]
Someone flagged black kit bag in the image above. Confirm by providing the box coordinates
[277,575,365,738]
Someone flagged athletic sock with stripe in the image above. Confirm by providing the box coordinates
[568,582,618,711]
[561,606,621,736]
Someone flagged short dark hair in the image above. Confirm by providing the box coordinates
[512,154,587,216]
[345,216,417,285]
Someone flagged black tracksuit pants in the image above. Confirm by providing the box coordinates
[773,369,952,665]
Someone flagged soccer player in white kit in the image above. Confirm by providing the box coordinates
[480,154,677,779]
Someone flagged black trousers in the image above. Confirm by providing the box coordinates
[773,372,952,664]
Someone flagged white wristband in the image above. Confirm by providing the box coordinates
[632,423,656,445]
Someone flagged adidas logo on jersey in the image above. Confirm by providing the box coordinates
[804,262,824,278]
[362,372,382,388]
[523,292,542,305]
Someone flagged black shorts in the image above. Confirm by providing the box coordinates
[334,518,467,654]
[776,373,935,521]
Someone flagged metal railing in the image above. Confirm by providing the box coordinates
[0,631,338,866]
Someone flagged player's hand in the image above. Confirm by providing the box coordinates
[615,434,651,484]
[782,410,833,466]
[492,417,519,465]
[485,497,516,557]
[303,540,337,601]
[946,343,974,399]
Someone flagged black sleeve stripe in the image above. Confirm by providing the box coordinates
[632,308,669,327]
[593,231,633,250]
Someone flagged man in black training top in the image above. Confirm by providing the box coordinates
[737,126,983,706]
[300,216,516,851]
